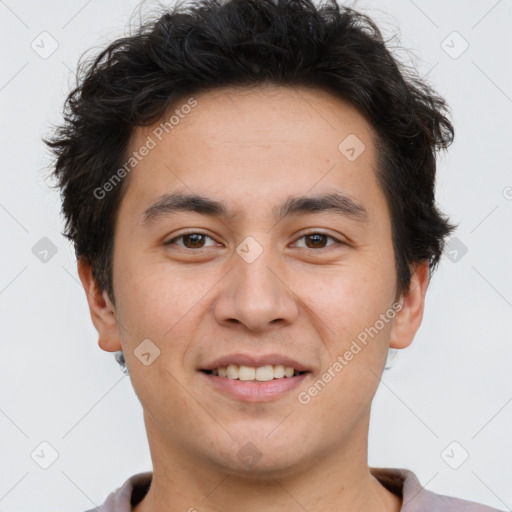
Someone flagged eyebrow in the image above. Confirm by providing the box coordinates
[141,191,368,225]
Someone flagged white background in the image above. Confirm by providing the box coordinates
[0,0,511,510]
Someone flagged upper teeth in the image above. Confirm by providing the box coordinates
[212,364,297,381]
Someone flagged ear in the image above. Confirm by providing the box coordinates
[389,261,430,350]
[77,257,122,353]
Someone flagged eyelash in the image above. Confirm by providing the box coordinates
[165,231,346,251]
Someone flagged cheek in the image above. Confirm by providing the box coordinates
[298,290,394,435]
[114,261,204,409]
[292,251,396,413]
[113,258,225,386]
[296,253,395,338]
[115,256,205,336]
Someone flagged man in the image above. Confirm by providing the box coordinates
[44,0,503,510]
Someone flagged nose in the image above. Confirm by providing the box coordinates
[212,245,299,332]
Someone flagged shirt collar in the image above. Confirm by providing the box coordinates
[97,467,499,511]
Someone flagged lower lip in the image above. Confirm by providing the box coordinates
[199,371,309,402]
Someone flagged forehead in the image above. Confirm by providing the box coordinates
[121,84,383,221]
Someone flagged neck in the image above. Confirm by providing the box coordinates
[133,416,402,512]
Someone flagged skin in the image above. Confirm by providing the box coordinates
[78,84,429,511]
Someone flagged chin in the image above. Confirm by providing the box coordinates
[218,449,310,480]
[204,425,312,478]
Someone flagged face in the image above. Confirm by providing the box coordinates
[80,84,428,477]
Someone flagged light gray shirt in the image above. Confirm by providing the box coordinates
[85,467,505,511]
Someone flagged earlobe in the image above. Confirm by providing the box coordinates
[77,258,122,353]
[389,261,430,350]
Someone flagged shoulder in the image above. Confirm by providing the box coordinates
[82,472,153,512]
[370,467,505,512]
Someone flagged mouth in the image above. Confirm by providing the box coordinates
[201,364,307,381]
[198,356,312,402]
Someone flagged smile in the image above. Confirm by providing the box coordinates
[202,364,306,381]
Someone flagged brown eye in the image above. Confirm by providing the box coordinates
[182,233,206,248]
[294,232,342,249]
[305,233,329,248]
[166,233,217,249]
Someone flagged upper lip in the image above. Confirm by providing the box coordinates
[200,353,312,373]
